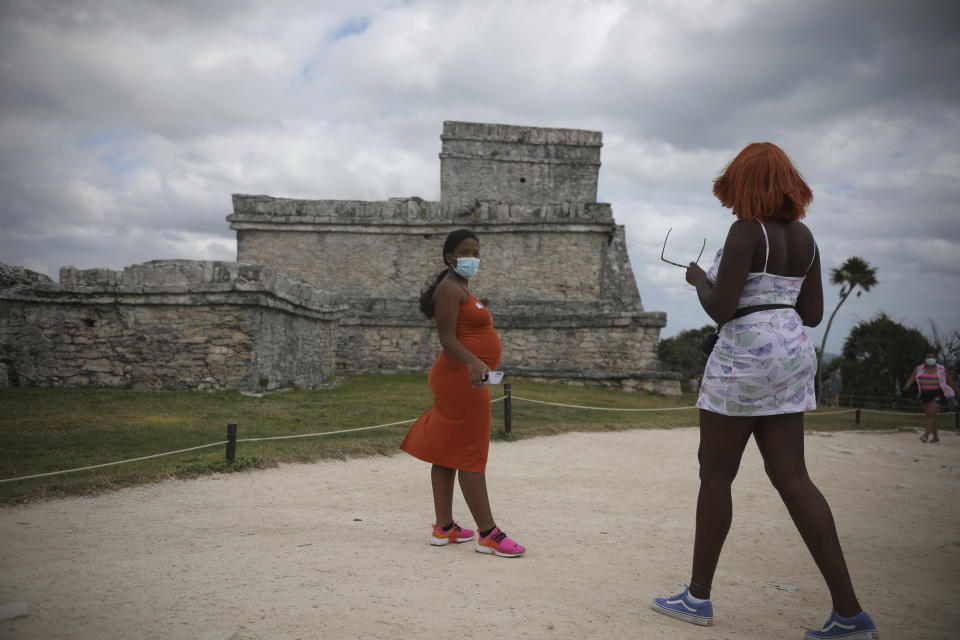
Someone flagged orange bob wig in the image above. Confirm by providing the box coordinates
[712,142,813,221]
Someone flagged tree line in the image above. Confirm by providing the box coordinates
[660,313,958,401]
[658,256,959,403]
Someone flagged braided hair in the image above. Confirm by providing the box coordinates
[418,229,478,318]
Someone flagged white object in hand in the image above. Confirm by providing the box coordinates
[482,371,504,385]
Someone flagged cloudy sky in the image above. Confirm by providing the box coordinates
[1,0,958,355]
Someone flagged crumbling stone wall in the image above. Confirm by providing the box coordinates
[230,198,635,307]
[440,121,602,209]
[0,263,54,289]
[0,261,338,391]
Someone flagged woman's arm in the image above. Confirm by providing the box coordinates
[433,278,489,388]
[686,220,757,324]
[902,367,918,391]
[945,371,960,396]
[794,245,824,327]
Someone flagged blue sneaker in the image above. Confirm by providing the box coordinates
[805,610,879,639]
[650,584,714,626]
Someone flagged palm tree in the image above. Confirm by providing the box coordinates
[817,257,878,402]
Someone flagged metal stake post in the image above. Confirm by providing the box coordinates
[504,384,512,439]
[226,422,237,463]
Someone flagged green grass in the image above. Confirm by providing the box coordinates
[0,374,938,504]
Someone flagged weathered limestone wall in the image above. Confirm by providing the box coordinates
[0,261,338,391]
[227,195,674,386]
[0,263,54,289]
[440,121,602,208]
[230,197,631,307]
[331,314,673,393]
[0,265,54,388]
[333,322,439,375]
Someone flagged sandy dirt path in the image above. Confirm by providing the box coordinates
[2,427,958,639]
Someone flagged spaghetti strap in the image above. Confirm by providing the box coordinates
[441,272,471,297]
[432,275,471,306]
[757,221,770,272]
[806,242,818,274]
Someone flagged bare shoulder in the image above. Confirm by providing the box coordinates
[788,220,815,240]
[724,218,762,249]
[434,276,467,303]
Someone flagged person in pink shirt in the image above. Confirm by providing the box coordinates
[902,351,960,443]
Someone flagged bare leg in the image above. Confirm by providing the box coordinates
[457,470,496,532]
[431,464,456,526]
[753,413,861,617]
[689,410,756,599]
[925,402,941,440]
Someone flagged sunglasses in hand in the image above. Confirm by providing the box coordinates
[660,227,705,268]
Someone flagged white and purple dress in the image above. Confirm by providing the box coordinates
[696,224,818,416]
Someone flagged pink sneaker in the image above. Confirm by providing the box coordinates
[430,522,475,546]
[475,526,525,557]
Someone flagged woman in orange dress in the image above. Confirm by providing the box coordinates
[401,229,525,557]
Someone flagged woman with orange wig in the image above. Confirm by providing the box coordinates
[650,143,879,639]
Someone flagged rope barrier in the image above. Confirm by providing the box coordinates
[512,397,928,419]
[511,396,697,412]
[238,398,503,443]
[0,395,511,485]
[238,419,416,443]
[860,408,932,417]
[806,409,859,416]
[0,441,228,484]
[1,390,945,485]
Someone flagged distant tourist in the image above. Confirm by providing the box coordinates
[828,367,843,407]
[400,229,524,557]
[902,351,959,443]
[650,142,878,638]
[689,374,700,394]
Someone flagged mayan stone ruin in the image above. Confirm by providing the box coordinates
[0,121,680,394]
[0,261,340,391]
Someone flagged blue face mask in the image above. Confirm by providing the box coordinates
[453,257,479,278]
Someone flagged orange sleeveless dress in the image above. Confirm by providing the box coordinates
[400,293,502,473]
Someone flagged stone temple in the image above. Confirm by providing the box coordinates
[0,121,679,394]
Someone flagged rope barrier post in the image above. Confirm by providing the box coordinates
[855,409,860,426]
[226,422,237,463]
[504,384,512,440]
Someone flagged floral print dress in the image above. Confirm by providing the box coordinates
[695,224,818,416]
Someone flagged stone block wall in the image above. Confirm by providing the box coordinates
[334,321,439,375]
[229,196,641,311]
[439,121,602,208]
[0,263,53,289]
[227,193,677,391]
[0,261,338,391]
[331,312,680,395]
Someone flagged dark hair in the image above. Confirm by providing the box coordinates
[713,142,813,221]
[418,229,478,318]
